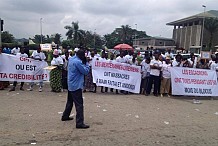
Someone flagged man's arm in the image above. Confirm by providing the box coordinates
[76,61,90,75]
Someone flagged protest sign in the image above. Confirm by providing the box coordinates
[0,53,49,82]
[171,67,218,96]
[92,60,141,93]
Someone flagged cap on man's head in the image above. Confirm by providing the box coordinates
[74,48,80,52]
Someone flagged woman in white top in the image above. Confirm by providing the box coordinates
[50,49,63,92]
[160,56,172,97]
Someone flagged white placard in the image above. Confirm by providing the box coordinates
[0,53,49,82]
[92,60,141,93]
[171,67,218,96]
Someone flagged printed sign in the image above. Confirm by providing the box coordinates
[92,60,141,93]
[0,53,49,82]
[171,67,218,96]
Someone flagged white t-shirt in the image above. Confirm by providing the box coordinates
[162,62,171,78]
[11,47,20,55]
[172,60,183,67]
[141,61,150,78]
[116,56,127,63]
[150,59,162,76]
[210,62,218,77]
[16,53,28,58]
[125,55,133,61]
[165,52,174,58]
[51,56,63,66]
[31,51,46,60]
[129,59,138,66]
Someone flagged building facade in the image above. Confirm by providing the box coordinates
[133,36,176,51]
[167,10,218,53]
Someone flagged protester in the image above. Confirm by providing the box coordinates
[84,51,95,92]
[140,57,151,94]
[9,47,28,92]
[165,49,174,59]
[210,57,218,80]
[125,50,134,61]
[0,47,4,90]
[11,46,20,55]
[100,52,107,93]
[50,49,64,92]
[116,51,127,63]
[160,56,172,97]
[172,54,183,67]
[146,53,162,96]
[62,50,90,129]
[188,54,197,68]
[196,59,209,69]
[129,53,138,65]
[61,51,70,91]
[3,45,11,54]
[28,46,46,92]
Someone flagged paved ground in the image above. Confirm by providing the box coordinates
[0,84,218,146]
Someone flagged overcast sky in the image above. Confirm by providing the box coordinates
[0,0,217,39]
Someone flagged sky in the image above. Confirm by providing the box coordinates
[0,0,217,39]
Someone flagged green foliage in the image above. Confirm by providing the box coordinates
[104,25,148,49]
[204,18,218,51]
[64,21,103,49]
[1,31,15,43]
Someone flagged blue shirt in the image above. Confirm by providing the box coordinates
[68,56,90,91]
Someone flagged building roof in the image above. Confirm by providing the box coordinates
[135,36,174,41]
[167,10,218,25]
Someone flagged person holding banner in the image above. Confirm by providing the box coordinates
[146,53,162,96]
[160,56,172,97]
[140,57,150,94]
[62,50,90,129]
[210,57,218,80]
[50,49,64,92]
[0,47,4,90]
[9,47,28,92]
[172,54,183,67]
[28,46,46,92]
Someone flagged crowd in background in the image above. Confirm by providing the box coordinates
[1,46,218,97]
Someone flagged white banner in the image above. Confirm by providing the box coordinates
[0,53,49,82]
[92,60,141,93]
[171,67,218,96]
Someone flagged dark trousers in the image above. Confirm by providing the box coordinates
[13,81,24,87]
[62,89,84,126]
[146,75,160,95]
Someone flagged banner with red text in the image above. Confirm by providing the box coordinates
[171,67,218,96]
[0,53,49,82]
[92,60,141,93]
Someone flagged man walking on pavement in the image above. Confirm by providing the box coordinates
[61,49,90,129]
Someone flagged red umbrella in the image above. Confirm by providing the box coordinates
[114,43,133,50]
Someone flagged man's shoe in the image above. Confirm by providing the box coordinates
[27,87,33,91]
[9,87,15,92]
[76,124,90,129]
[39,87,42,92]
[20,87,24,91]
[61,117,74,121]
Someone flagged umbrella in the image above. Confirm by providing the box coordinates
[114,43,133,50]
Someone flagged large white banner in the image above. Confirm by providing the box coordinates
[92,60,141,93]
[0,53,49,82]
[171,67,218,96]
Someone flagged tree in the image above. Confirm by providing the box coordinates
[204,18,218,50]
[1,31,14,43]
[53,33,61,45]
[104,25,148,48]
[33,34,45,44]
[64,21,85,47]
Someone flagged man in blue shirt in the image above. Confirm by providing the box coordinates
[62,49,90,129]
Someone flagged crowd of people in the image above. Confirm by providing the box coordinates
[1,46,218,97]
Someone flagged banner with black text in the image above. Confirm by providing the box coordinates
[171,67,218,96]
[0,53,49,82]
[92,60,141,93]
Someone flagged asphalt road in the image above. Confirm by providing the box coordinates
[0,84,218,146]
